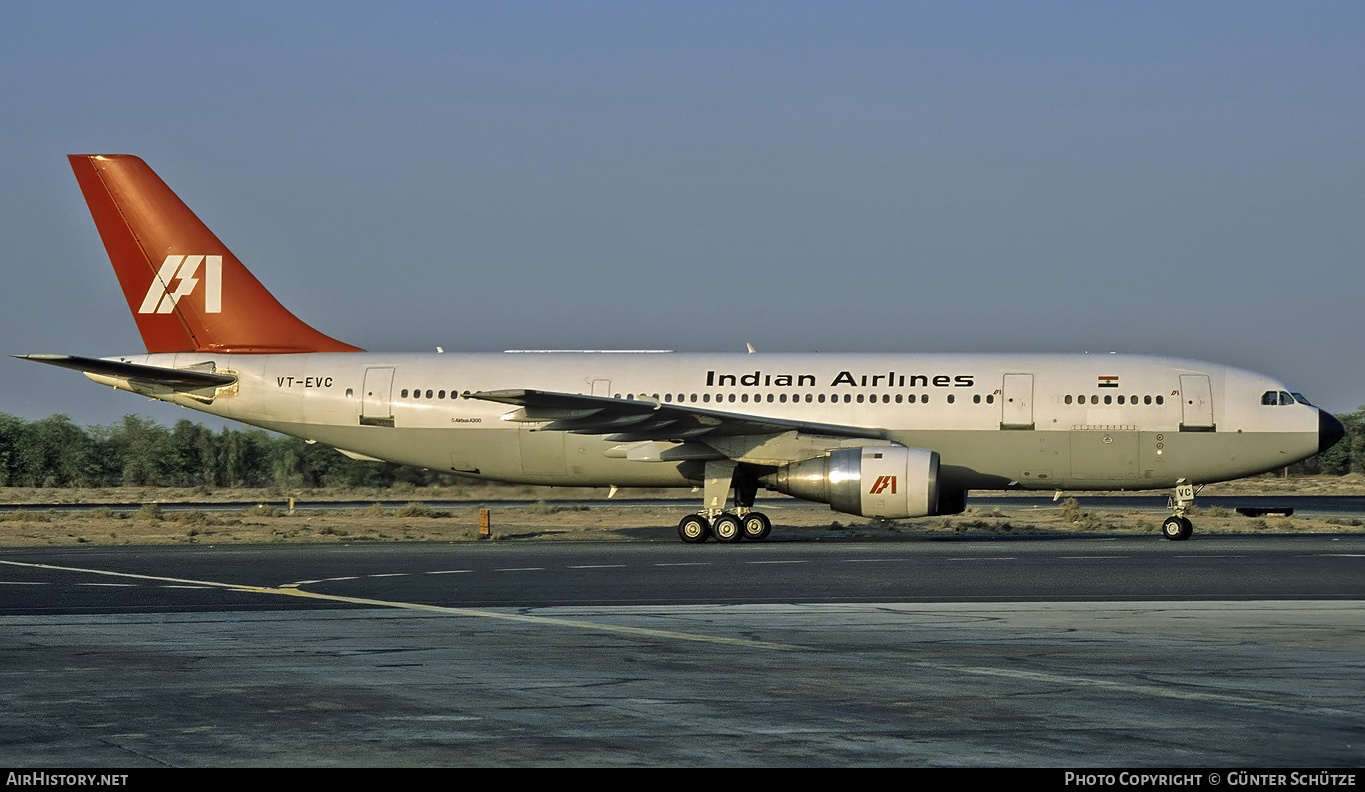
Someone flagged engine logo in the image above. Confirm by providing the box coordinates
[869,475,897,495]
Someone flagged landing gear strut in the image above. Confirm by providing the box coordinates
[676,460,773,544]
[1162,482,1199,541]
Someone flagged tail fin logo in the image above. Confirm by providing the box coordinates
[138,255,222,314]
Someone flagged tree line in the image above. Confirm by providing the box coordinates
[1291,405,1365,476]
[0,408,1361,489]
[0,414,460,489]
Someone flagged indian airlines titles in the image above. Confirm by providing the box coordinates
[704,369,976,389]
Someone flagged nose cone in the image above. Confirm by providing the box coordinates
[1319,409,1346,453]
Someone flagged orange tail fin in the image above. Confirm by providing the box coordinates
[68,155,362,354]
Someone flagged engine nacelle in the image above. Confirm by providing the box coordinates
[762,446,943,519]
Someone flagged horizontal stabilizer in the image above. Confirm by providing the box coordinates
[15,354,237,389]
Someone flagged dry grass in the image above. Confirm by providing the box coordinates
[0,483,688,506]
[0,490,1359,547]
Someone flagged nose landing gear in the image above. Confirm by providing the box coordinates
[1161,514,1193,541]
[1162,482,1200,541]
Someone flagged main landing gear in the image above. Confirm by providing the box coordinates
[1161,482,1199,541]
[676,460,773,544]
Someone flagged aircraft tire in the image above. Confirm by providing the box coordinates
[712,513,743,543]
[740,512,772,541]
[1162,515,1193,541]
[678,515,711,543]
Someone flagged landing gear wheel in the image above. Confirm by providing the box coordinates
[740,512,771,541]
[711,513,743,543]
[678,514,711,543]
[1161,515,1193,541]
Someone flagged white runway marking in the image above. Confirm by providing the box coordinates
[0,559,798,651]
[4,558,1359,718]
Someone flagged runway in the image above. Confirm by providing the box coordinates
[2,536,1362,766]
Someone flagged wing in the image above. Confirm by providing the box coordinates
[471,388,887,464]
[16,354,237,389]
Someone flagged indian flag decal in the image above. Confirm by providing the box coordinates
[1098,375,1119,389]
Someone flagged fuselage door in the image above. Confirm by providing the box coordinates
[360,367,395,427]
[1001,373,1035,430]
[1179,374,1215,432]
[592,379,611,398]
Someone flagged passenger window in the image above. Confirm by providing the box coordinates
[947,394,955,404]
[401,389,409,398]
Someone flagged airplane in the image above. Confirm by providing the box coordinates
[19,154,1345,543]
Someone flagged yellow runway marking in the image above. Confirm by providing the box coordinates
[0,559,798,651]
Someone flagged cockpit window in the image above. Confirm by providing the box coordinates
[1263,390,1310,406]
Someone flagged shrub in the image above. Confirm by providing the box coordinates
[395,502,433,518]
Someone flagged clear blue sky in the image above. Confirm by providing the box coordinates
[2,1,1362,426]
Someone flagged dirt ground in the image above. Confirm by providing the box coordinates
[0,474,1362,547]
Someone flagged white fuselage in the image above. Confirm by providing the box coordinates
[91,351,1324,494]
